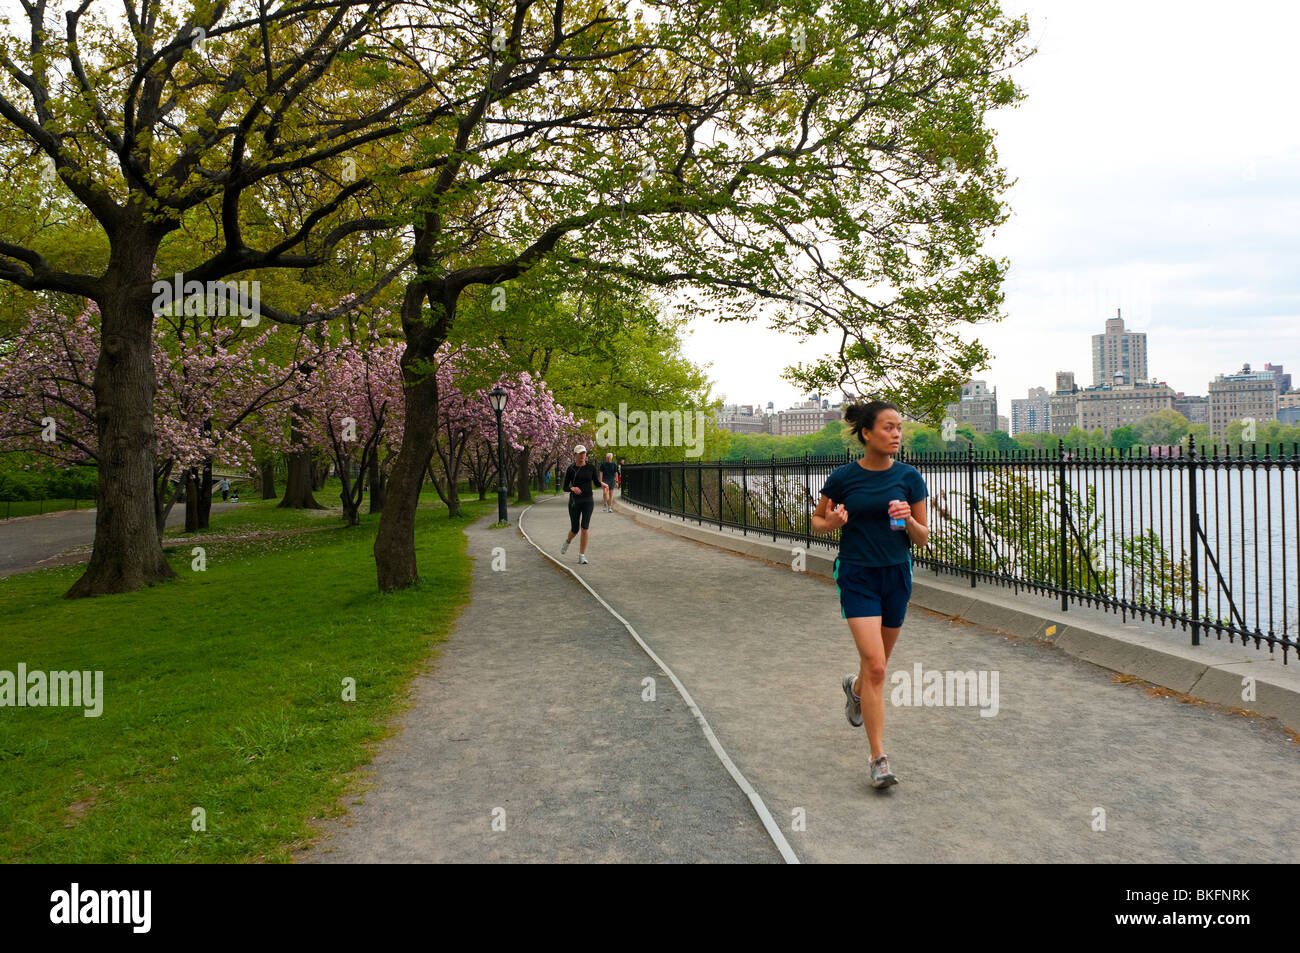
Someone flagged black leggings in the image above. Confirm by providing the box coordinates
[568,495,595,533]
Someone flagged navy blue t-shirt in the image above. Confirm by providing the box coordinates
[820,459,928,567]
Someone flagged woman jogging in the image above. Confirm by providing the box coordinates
[560,445,605,564]
[812,401,929,789]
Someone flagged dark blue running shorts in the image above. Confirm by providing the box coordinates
[833,556,912,627]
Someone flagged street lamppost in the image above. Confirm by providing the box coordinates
[488,386,509,523]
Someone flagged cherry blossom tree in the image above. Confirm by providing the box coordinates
[0,304,302,535]
[295,333,405,526]
[154,308,304,531]
[427,345,579,517]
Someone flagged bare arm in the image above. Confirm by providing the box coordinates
[811,494,848,534]
[903,499,929,548]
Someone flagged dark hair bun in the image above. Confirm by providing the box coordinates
[843,399,900,445]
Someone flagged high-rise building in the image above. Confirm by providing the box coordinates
[714,404,768,434]
[1265,363,1292,394]
[1173,392,1210,426]
[1091,309,1148,386]
[1049,372,1079,436]
[1010,386,1051,435]
[1208,364,1279,436]
[1074,381,1176,436]
[773,398,837,436]
[944,380,999,434]
[1278,390,1300,427]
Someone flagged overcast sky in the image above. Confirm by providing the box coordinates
[682,0,1300,414]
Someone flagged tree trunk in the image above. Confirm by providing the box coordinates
[153,463,176,538]
[428,462,461,518]
[279,405,324,509]
[280,451,322,508]
[197,459,213,530]
[375,280,447,591]
[259,456,277,499]
[339,461,365,526]
[514,444,533,503]
[368,453,386,514]
[312,455,330,491]
[66,236,176,597]
[376,366,438,589]
[185,469,200,532]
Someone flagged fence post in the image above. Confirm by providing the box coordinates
[741,457,748,536]
[967,442,976,589]
[697,460,703,526]
[1058,439,1069,612]
[770,453,777,541]
[804,451,811,539]
[718,460,723,530]
[1187,434,1200,647]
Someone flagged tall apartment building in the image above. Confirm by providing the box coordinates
[944,380,999,434]
[1074,381,1176,436]
[1173,393,1210,426]
[1049,371,1079,436]
[1208,364,1279,436]
[714,404,769,434]
[1279,389,1300,426]
[1091,310,1148,386]
[1265,362,1292,394]
[1010,386,1051,435]
[773,398,839,436]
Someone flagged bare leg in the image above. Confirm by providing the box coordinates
[881,625,901,663]
[846,616,888,759]
[579,528,589,554]
[851,624,902,695]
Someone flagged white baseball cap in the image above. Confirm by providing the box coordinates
[574,445,587,454]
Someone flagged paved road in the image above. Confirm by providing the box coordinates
[301,496,1300,863]
[0,502,240,578]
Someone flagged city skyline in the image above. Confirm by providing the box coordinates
[680,0,1300,416]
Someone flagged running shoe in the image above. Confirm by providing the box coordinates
[578,553,589,564]
[842,674,863,727]
[561,538,570,554]
[870,754,898,789]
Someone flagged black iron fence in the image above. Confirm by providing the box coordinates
[620,438,1300,663]
[1,494,96,519]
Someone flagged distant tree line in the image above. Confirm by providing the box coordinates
[715,408,1300,461]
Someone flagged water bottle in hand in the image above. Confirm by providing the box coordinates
[889,499,907,531]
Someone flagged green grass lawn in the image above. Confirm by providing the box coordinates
[162,479,516,537]
[162,491,349,538]
[0,493,495,862]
